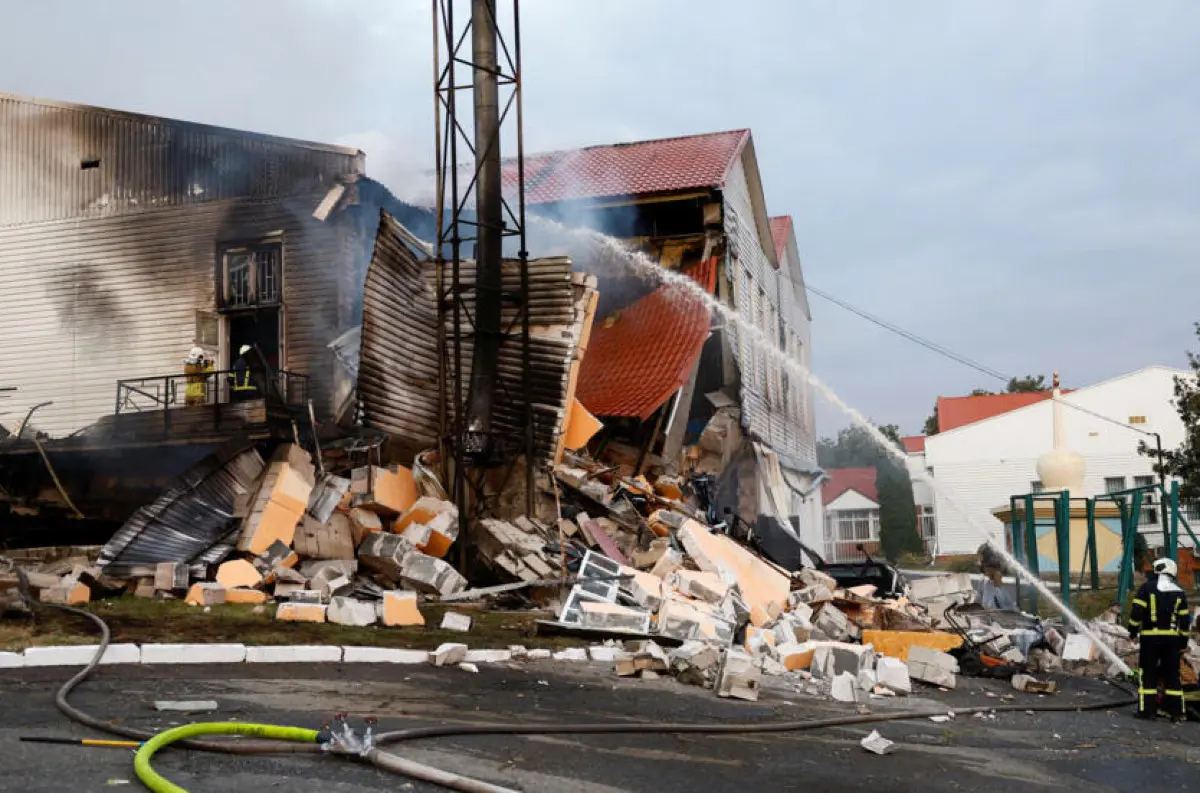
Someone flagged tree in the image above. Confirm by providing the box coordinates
[921,376,1049,436]
[1139,324,1200,498]
[817,423,924,562]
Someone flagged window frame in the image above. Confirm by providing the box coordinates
[217,241,283,312]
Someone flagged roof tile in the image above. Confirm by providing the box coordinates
[937,391,1065,433]
[576,257,717,419]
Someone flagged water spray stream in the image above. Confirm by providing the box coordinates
[531,216,1131,676]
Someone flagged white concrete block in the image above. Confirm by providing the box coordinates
[553,647,589,662]
[342,646,430,664]
[326,597,377,627]
[23,643,141,667]
[525,649,552,660]
[431,642,468,667]
[857,669,878,692]
[463,649,513,664]
[141,643,247,665]
[245,645,342,663]
[908,645,959,674]
[441,612,474,632]
[1062,634,1098,663]
[875,656,912,694]
[0,651,25,668]
[830,671,859,703]
[587,645,630,662]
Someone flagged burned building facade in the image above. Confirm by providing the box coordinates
[0,92,381,439]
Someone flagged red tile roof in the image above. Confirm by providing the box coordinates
[576,257,718,420]
[822,468,879,506]
[901,435,926,454]
[510,130,751,205]
[769,216,793,262]
[937,391,1066,433]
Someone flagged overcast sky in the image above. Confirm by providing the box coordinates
[3,1,1197,437]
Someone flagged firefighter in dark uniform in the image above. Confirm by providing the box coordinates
[1128,557,1191,722]
[229,344,257,401]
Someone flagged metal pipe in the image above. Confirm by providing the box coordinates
[465,0,503,459]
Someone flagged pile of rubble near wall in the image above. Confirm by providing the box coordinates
[5,442,470,629]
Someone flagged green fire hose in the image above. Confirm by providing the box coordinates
[134,723,322,793]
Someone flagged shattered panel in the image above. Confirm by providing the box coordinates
[358,211,595,463]
[97,441,265,575]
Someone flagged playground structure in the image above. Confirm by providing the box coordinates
[993,482,1199,613]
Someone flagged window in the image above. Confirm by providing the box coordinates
[1030,481,1044,494]
[826,509,880,542]
[1104,477,1127,494]
[1134,475,1154,489]
[1129,415,1147,425]
[919,505,936,540]
[219,243,282,310]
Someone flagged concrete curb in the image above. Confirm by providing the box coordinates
[0,643,611,669]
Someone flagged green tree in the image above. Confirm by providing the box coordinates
[921,377,1048,436]
[1139,324,1200,497]
[817,424,923,562]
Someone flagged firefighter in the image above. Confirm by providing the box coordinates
[977,541,1005,586]
[1128,557,1191,722]
[183,347,212,406]
[229,344,257,401]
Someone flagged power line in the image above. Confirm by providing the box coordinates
[805,283,1158,439]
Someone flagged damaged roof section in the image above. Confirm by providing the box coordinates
[357,211,598,462]
[98,442,266,576]
[576,257,717,420]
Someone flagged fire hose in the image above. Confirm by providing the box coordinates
[15,569,1136,793]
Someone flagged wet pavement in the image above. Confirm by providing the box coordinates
[0,659,1193,792]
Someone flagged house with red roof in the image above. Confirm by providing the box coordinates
[821,468,881,562]
[916,367,1189,556]
[511,129,821,566]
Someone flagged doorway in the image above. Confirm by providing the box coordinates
[227,309,281,372]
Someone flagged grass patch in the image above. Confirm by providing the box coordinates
[0,597,588,653]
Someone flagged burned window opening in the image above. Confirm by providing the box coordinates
[218,243,282,310]
[80,159,101,170]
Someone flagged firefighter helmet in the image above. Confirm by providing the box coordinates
[1153,558,1179,578]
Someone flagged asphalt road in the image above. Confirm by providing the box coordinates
[1,660,1194,792]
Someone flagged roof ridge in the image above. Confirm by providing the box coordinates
[521,128,751,161]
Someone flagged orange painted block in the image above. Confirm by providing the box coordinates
[381,590,425,627]
[861,629,964,661]
[215,559,263,590]
[562,398,603,451]
[276,602,327,623]
[225,588,268,605]
[350,508,383,546]
[779,642,817,671]
[185,583,226,607]
[364,466,417,517]
[679,520,788,627]
[393,497,456,532]
[40,581,91,605]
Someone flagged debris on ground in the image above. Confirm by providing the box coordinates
[860,730,895,756]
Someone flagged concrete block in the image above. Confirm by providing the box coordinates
[908,645,959,674]
[40,581,91,605]
[553,647,589,662]
[772,614,813,646]
[154,562,189,591]
[812,603,852,642]
[400,553,467,597]
[906,658,956,689]
[23,643,140,667]
[327,597,377,627]
[440,612,473,632]
[744,625,778,657]
[525,649,552,660]
[580,601,650,633]
[861,629,964,661]
[394,496,458,533]
[141,644,247,665]
[0,651,25,668]
[787,601,814,623]
[587,645,628,662]
[715,649,761,701]
[830,671,859,703]
[875,656,912,694]
[857,669,878,692]
[791,586,833,607]
[669,570,729,604]
[349,507,384,546]
[621,567,665,611]
[463,649,514,664]
[458,662,479,673]
[215,559,263,590]
[650,549,684,580]
[669,641,721,674]
[312,569,353,601]
[276,603,328,623]
[759,655,788,676]
[777,641,817,671]
[657,596,732,643]
[133,579,156,598]
[381,590,425,627]
[795,567,838,592]
[245,645,342,663]
[225,588,268,605]
[812,642,875,679]
[184,582,226,607]
[277,587,322,603]
[1045,628,1066,655]
[342,646,430,664]
[292,515,355,561]
[431,642,468,667]
[1012,673,1058,694]
[1062,634,1098,663]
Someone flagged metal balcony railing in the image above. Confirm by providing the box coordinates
[115,369,309,414]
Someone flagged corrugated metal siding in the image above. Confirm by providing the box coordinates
[0,94,361,227]
[0,194,347,437]
[722,157,816,471]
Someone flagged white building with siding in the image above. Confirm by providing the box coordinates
[924,366,1189,556]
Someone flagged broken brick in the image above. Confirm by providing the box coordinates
[381,590,425,627]
[276,602,327,623]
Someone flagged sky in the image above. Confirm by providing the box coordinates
[2,0,1198,438]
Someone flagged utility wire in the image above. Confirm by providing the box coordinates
[805,283,1158,439]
